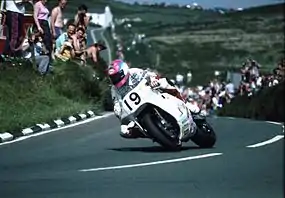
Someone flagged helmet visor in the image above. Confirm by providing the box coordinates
[109,70,125,85]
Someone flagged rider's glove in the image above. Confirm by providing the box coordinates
[114,102,121,119]
[150,78,160,89]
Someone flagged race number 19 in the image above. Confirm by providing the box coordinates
[124,92,141,111]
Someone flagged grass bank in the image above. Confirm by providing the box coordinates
[217,82,284,122]
[0,59,109,133]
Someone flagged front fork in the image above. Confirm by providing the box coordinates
[128,115,149,137]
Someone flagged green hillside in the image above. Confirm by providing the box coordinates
[111,2,284,85]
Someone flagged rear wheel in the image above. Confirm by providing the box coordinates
[142,110,181,150]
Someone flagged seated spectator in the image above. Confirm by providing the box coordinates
[72,27,87,64]
[55,23,76,53]
[71,28,107,65]
[55,38,75,62]
[21,32,50,75]
[85,42,107,64]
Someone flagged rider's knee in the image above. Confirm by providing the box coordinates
[120,124,132,138]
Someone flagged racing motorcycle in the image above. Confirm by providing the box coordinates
[120,76,216,150]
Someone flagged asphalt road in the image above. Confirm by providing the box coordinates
[0,115,283,198]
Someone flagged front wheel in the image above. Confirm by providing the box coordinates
[142,112,181,150]
[191,120,216,148]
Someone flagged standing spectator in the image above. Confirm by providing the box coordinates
[3,0,31,57]
[74,4,91,30]
[33,0,52,59]
[50,0,67,40]
[117,50,124,60]
[249,60,260,78]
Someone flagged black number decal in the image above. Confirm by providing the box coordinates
[129,92,141,105]
[124,100,132,111]
[124,92,141,111]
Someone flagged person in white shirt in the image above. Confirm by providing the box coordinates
[225,81,235,98]
[22,32,50,75]
[3,0,31,57]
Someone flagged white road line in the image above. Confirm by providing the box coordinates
[0,113,114,147]
[246,135,284,148]
[79,153,223,172]
[100,28,112,64]
[265,121,283,126]
[90,29,98,43]
[90,27,112,64]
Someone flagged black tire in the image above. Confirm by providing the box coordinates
[191,121,216,148]
[142,113,181,150]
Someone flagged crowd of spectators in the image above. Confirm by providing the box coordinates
[0,0,106,75]
[181,58,285,116]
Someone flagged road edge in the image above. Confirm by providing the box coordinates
[0,109,112,143]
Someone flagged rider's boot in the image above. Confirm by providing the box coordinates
[120,121,148,139]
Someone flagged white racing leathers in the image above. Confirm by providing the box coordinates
[111,68,196,138]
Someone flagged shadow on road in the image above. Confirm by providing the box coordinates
[107,146,211,153]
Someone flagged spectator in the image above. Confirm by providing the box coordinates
[55,24,106,65]
[225,80,235,98]
[50,0,67,40]
[55,23,76,53]
[22,31,50,75]
[256,75,263,89]
[86,42,107,63]
[117,50,124,60]
[249,60,260,78]
[3,0,31,57]
[72,27,87,64]
[74,4,91,30]
[55,38,75,61]
[33,0,52,59]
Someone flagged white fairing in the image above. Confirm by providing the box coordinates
[185,101,200,113]
[121,78,191,139]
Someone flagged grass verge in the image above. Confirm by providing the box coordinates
[0,59,109,133]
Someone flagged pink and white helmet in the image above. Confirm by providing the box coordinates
[107,59,130,88]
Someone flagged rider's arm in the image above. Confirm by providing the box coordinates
[156,78,177,90]
[111,86,122,119]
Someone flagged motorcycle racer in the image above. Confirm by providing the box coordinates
[107,59,197,139]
